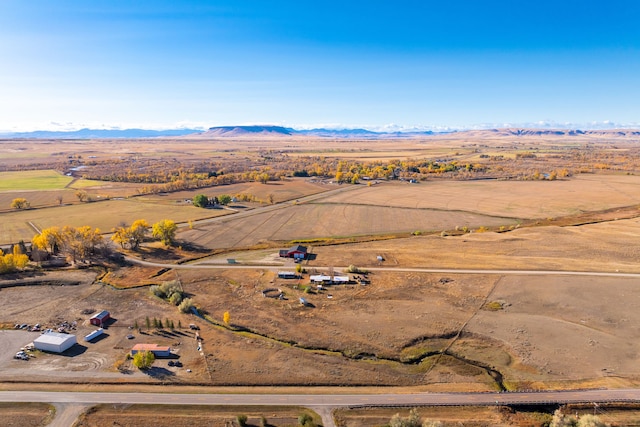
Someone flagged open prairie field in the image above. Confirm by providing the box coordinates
[321,174,640,219]
[335,406,539,427]
[75,404,321,427]
[177,173,640,251]
[3,133,640,399]
[335,404,640,427]
[0,179,330,244]
[180,201,515,250]
[0,198,222,243]
[307,216,640,273]
[3,193,640,392]
[0,402,54,427]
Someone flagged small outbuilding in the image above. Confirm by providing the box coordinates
[89,310,111,326]
[84,328,104,342]
[131,343,171,358]
[33,332,77,353]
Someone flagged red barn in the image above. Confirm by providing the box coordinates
[89,310,111,326]
[278,244,307,259]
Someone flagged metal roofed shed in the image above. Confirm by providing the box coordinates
[33,332,77,353]
[84,328,105,342]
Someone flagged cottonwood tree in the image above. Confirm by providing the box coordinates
[75,190,90,202]
[223,311,230,325]
[32,226,62,253]
[59,225,104,264]
[10,198,30,209]
[218,194,232,205]
[178,298,194,313]
[152,219,177,246]
[132,350,154,370]
[111,219,149,250]
[193,194,209,208]
[0,248,29,274]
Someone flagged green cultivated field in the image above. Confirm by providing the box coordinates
[0,170,72,191]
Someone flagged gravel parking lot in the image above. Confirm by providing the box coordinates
[0,330,39,366]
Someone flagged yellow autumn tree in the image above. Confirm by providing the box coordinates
[10,198,30,209]
[152,219,177,246]
[0,248,29,274]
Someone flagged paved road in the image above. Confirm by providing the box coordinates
[3,389,640,426]
[3,388,639,406]
[125,256,640,279]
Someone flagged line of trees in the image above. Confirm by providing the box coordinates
[32,225,107,264]
[112,218,178,249]
[28,218,179,269]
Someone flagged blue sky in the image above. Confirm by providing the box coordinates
[1,0,640,131]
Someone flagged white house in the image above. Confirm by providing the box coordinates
[33,332,77,353]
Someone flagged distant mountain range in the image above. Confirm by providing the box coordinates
[1,125,639,139]
[0,128,201,139]
[192,125,435,138]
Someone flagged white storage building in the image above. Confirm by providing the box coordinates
[84,328,104,342]
[33,332,77,353]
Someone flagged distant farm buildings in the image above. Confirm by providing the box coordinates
[89,310,111,327]
[131,343,171,358]
[33,332,77,353]
[279,244,307,260]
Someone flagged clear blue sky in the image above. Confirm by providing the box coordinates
[1,0,640,131]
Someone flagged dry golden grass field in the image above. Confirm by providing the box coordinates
[0,402,54,427]
[74,404,321,427]
[3,133,640,425]
[334,404,640,427]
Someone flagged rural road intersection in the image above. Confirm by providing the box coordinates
[2,389,640,427]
